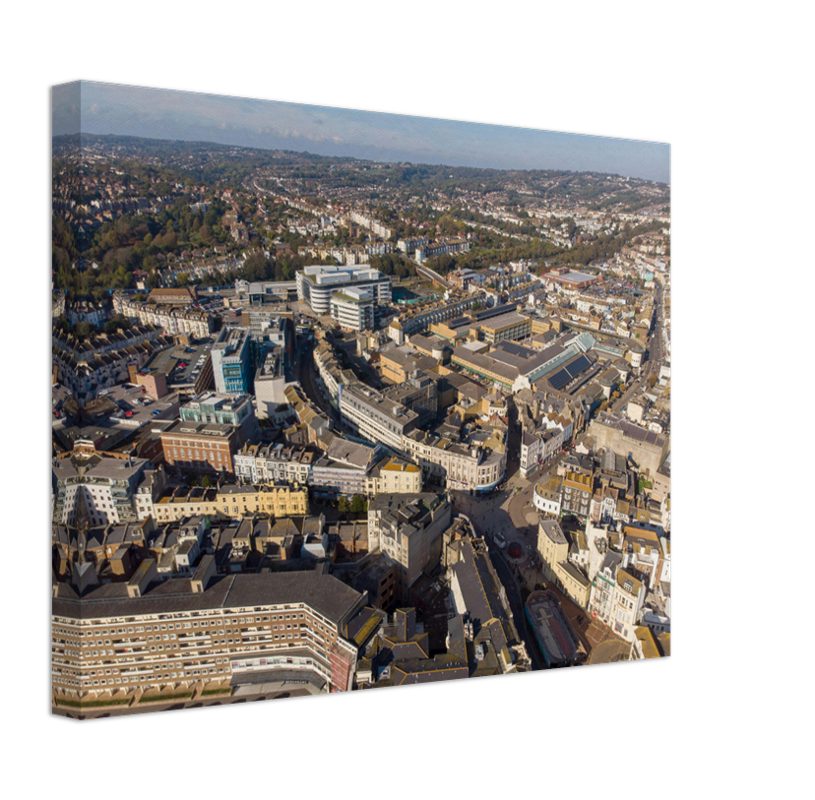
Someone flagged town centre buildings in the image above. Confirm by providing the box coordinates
[51,564,367,703]
[296,265,391,316]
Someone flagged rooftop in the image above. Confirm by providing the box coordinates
[480,311,530,331]
[539,520,567,545]
[161,419,236,439]
[53,571,364,624]
[381,457,421,473]
[525,590,578,665]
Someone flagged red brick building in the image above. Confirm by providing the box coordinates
[160,420,240,477]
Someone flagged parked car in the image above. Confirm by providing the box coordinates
[493,532,507,548]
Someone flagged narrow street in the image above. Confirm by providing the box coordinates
[454,495,542,671]
[296,339,337,422]
[453,457,633,669]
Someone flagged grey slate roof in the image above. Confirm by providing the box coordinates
[450,540,513,644]
[52,571,363,624]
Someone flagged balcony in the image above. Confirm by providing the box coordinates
[114,640,147,650]
[178,638,211,650]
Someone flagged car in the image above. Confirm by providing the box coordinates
[493,532,507,548]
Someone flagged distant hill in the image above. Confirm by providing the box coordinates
[54,133,669,196]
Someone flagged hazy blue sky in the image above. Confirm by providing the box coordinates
[53,81,670,183]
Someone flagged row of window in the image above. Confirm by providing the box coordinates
[73,612,334,642]
[56,665,229,688]
[236,463,308,474]
[171,449,227,462]
[59,604,333,629]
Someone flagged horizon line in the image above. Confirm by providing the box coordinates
[52,130,670,187]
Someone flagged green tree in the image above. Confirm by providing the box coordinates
[350,495,366,514]
[338,496,350,513]
[104,314,129,334]
[426,253,456,275]
[242,251,271,280]
[74,321,91,340]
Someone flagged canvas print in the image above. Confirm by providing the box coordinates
[51,81,670,718]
